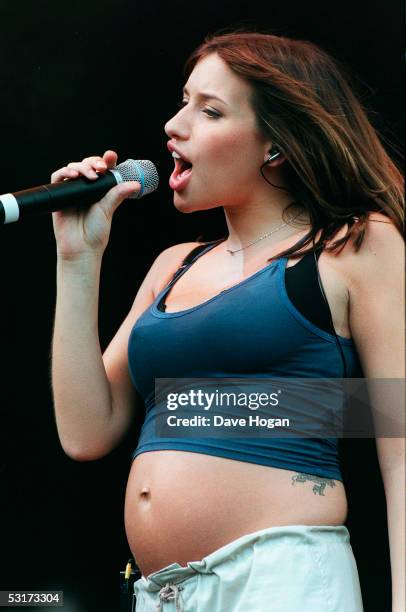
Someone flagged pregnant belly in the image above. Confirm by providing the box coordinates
[124,450,348,578]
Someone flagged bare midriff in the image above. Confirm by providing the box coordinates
[124,450,348,577]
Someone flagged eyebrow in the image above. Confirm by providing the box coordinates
[182,87,228,106]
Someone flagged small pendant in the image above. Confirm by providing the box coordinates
[226,249,235,255]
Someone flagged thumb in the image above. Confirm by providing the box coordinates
[98,181,141,219]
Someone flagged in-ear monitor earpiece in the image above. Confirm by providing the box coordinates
[267,150,281,162]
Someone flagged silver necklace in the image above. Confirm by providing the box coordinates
[226,212,302,255]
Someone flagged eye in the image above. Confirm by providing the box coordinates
[176,100,222,119]
[203,108,222,119]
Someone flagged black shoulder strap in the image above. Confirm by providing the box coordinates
[156,239,225,312]
[168,238,225,285]
[181,242,214,266]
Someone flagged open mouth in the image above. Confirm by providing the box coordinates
[169,152,194,191]
[173,153,193,177]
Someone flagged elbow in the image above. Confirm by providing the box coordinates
[61,442,111,462]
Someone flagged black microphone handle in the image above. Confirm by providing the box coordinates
[0,171,118,224]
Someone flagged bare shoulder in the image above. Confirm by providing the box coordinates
[312,212,403,315]
[150,241,204,298]
[341,212,405,379]
[358,211,402,248]
[343,212,404,288]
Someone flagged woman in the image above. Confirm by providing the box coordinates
[51,31,404,611]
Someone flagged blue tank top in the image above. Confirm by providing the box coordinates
[128,242,363,481]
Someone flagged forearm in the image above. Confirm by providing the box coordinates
[51,255,113,458]
[382,463,406,612]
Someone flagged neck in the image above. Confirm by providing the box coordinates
[223,196,311,254]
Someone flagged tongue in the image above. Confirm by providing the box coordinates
[170,164,193,191]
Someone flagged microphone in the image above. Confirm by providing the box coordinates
[0,159,159,224]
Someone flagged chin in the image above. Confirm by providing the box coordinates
[172,191,218,214]
[172,194,196,213]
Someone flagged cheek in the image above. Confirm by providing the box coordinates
[198,132,258,183]
[204,131,241,161]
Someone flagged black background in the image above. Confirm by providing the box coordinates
[0,1,403,611]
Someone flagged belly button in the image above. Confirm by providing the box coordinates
[139,486,151,500]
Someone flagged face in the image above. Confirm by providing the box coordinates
[164,53,272,212]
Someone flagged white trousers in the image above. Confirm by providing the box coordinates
[133,524,364,611]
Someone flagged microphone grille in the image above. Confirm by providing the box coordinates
[115,159,159,199]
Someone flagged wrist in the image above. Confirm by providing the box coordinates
[57,250,103,266]
[56,252,103,278]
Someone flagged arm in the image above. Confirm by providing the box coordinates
[52,242,200,461]
[346,213,405,612]
[378,451,406,612]
[52,252,149,460]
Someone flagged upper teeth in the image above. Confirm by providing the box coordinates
[172,151,181,159]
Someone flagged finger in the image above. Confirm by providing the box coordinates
[51,167,79,183]
[82,156,108,173]
[102,150,118,169]
[67,161,99,179]
[98,181,141,219]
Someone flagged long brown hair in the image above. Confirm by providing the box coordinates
[184,29,404,259]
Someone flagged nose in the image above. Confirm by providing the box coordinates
[164,107,189,140]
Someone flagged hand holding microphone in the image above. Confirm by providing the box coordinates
[1,150,159,260]
[52,150,143,260]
